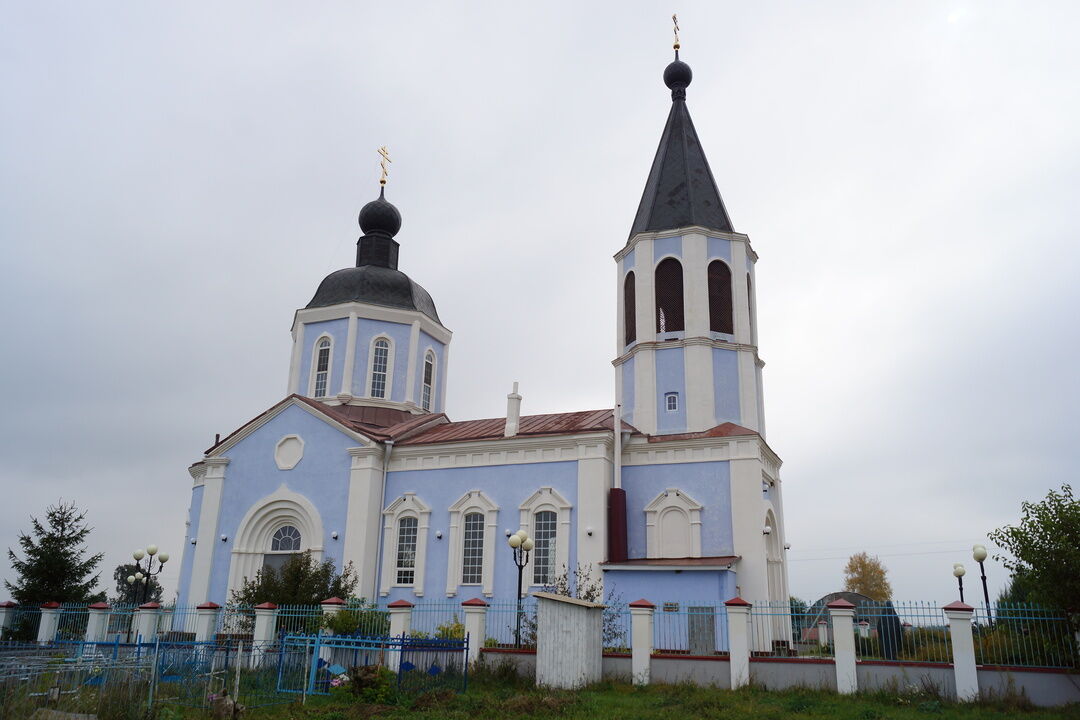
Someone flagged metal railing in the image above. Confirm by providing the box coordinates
[851,601,953,664]
[750,601,824,658]
[652,602,730,656]
[973,603,1077,669]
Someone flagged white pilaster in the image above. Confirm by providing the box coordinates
[575,443,612,572]
[37,603,60,644]
[629,600,655,685]
[404,320,421,403]
[634,237,656,345]
[943,602,979,701]
[288,322,305,395]
[684,343,716,432]
[731,240,750,345]
[461,599,487,665]
[343,446,384,601]
[340,312,358,395]
[725,598,751,688]
[737,350,760,432]
[828,600,857,694]
[190,457,229,604]
[682,233,708,336]
[85,603,110,644]
[633,349,658,435]
[195,603,221,642]
[729,457,768,606]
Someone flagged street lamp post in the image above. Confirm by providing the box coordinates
[507,530,534,648]
[972,544,993,627]
[953,563,966,604]
[126,545,169,605]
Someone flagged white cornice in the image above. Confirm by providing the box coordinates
[207,397,376,459]
[388,432,614,471]
[612,337,760,367]
[600,562,736,572]
[291,303,452,345]
[615,226,755,263]
[623,433,782,472]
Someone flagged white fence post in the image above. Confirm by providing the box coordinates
[827,599,857,694]
[253,602,279,665]
[629,599,655,685]
[461,598,488,666]
[817,619,829,647]
[387,600,414,673]
[320,597,346,668]
[725,597,752,688]
[195,602,221,643]
[0,601,15,636]
[943,601,979,701]
[135,602,162,644]
[85,602,110,644]
[37,602,61,644]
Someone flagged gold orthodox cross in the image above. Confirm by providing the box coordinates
[378,146,392,186]
[672,14,681,50]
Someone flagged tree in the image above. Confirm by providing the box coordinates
[988,484,1080,618]
[110,563,163,605]
[789,595,810,639]
[5,501,105,605]
[842,552,892,601]
[229,551,357,606]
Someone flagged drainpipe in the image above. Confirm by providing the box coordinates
[608,404,628,563]
[372,439,395,600]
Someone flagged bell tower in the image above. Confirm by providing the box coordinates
[614,48,765,438]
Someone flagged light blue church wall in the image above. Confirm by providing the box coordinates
[653,235,682,261]
[382,461,578,602]
[202,404,355,603]
[712,348,741,425]
[620,356,635,428]
[654,346,687,434]
[352,319,412,401]
[297,318,349,398]
[707,236,732,262]
[621,460,733,560]
[602,569,735,607]
[175,484,204,606]
[415,330,447,413]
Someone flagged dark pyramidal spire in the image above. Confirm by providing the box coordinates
[629,46,734,238]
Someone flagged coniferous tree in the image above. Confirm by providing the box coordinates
[5,501,105,604]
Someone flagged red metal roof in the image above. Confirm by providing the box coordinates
[647,422,757,443]
[397,409,620,446]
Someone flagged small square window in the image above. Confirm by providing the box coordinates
[665,393,679,412]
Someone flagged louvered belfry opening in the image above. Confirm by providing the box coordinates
[624,272,637,345]
[708,260,734,334]
[655,258,685,333]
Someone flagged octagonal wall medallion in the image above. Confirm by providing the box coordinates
[274,435,304,470]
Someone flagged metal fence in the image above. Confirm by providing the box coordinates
[652,602,731,656]
[55,603,89,641]
[974,603,1078,669]
[851,602,953,664]
[276,604,326,636]
[217,605,255,638]
[485,599,537,648]
[2,606,41,642]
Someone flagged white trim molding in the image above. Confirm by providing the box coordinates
[273,435,305,470]
[644,488,703,559]
[518,487,572,587]
[445,490,499,597]
[292,303,452,345]
[228,484,325,596]
[380,492,431,597]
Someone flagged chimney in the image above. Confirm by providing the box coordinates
[504,382,522,437]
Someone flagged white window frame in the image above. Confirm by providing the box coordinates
[665,392,679,412]
[445,490,499,597]
[518,487,572,588]
[421,350,436,411]
[308,334,334,398]
[380,492,431,597]
[366,335,395,400]
[644,488,703,559]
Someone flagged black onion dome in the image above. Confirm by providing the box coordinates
[358,187,402,237]
[664,59,692,91]
[306,265,441,323]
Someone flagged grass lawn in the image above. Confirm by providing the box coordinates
[164,669,1080,720]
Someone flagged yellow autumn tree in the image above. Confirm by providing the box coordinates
[842,552,893,601]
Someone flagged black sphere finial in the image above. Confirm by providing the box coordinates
[358,185,402,238]
[664,54,693,100]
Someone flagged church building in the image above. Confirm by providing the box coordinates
[175,47,789,609]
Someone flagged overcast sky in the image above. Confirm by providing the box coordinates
[2,2,1078,606]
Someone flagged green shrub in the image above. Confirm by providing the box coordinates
[435,614,465,640]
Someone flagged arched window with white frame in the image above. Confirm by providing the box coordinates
[445,490,499,596]
[263,525,302,572]
[227,486,324,596]
[380,493,431,596]
[369,337,392,399]
[421,350,436,411]
[644,488,703,559]
[518,487,572,588]
[310,336,333,398]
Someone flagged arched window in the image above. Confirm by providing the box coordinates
[421,351,435,411]
[655,258,685,333]
[532,510,558,585]
[312,337,332,398]
[263,525,302,572]
[644,488,703,559]
[370,339,390,398]
[708,260,734,334]
[747,274,754,338]
[395,516,419,585]
[624,272,637,345]
[461,512,485,584]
